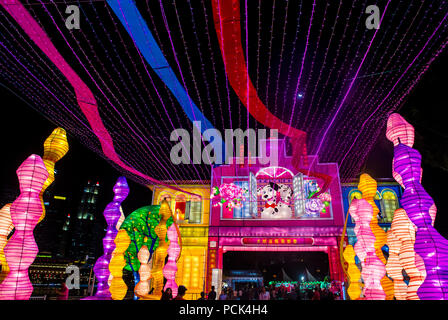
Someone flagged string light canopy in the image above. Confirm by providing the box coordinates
[0,1,446,185]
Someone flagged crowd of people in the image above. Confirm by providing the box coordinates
[212,284,339,301]
[160,283,340,301]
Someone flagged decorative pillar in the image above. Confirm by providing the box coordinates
[150,200,171,298]
[134,245,151,297]
[163,224,181,297]
[349,195,385,299]
[0,155,48,300]
[358,174,394,299]
[386,113,448,299]
[343,245,362,300]
[109,229,131,300]
[38,127,69,223]
[93,176,129,299]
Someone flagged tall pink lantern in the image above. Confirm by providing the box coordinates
[349,199,386,300]
[163,224,181,297]
[0,155,48,300]
[387,113,448,300]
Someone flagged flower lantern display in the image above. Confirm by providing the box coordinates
[211,183,248,210]
[0,204,13,284]
[163,224,181,297]
[358,174,393,299]
[386,113,448,299]
[134,245,152,297]
[109,229,131,300]
[93,176,129,299]
[38,127,69,223]
[0,155,48,300]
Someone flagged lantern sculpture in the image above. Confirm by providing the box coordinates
[93,176,129,299]
[358,174,393,299]
[386,113,448,299]
[135,245,152,297]
[163,224,181,297]
[387,208,425,300]
[349,195,386,299]
[0,204,13,283]
[109,229,131,300]
[386,227,407,300]
[148,200,171,299]
[108,206,126,287]
[343,244,362,300]
[38,127,69,223]
[0,155,48,300]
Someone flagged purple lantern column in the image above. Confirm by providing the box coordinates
[92,177,129,299]
[387,113,448,300]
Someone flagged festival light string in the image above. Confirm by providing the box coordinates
[102,2,201,180]
[264,0,276,116]
[73,1,157,142]
[44,1,180,177]
[272,0,289,116]
[157,0,215,168]
[211,0,308,170]
[105,1,208,181]
[171,0,218,130]
[305,1,358,137]
[289,0,316,128]
[304,1,342,130]
[308,0,371,145]
[0,8,79,111]
[336,0,428,177]
[182,0,225,132]
[116,2,208,182]
[37,1,183,179]
[281,0,303,122]
[298,1,330,129]
[106,0,225,170]
[341,29,448,178]
[339,12,448,172]
[340,6,448,180]
[308,0,392,176]
[201,0,233,132]
[35,0,184,181]
[0,0,201,197]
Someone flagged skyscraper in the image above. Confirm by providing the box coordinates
[68,181,102,262]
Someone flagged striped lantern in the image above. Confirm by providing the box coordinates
[0,155,48,300]
[387,113,448,300]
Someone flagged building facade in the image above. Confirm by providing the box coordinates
[152,182,210,300]
[206,139,346,294]
[341,179,403,245]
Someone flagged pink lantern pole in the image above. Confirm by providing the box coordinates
[163,224,181,297]
[387,113,448,299]
[349,198,386,300]
[0,155,48,300]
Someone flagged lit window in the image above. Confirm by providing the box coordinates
[380,190,399,223]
